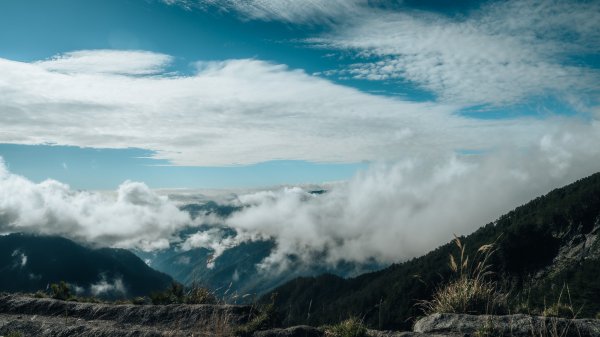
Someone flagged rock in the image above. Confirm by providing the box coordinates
[253,325,324,337]
[414,313,600,337]
[367,329,464,337]
[0,293,253,336]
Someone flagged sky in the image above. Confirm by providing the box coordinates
[1,0,600,268]
[1,0,598,189]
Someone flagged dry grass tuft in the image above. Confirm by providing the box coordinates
[325,317,367,337]
[420,236,507,315]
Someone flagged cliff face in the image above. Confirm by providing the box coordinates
[0,293,253,337]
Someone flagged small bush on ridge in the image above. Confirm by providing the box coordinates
[420,236,507,315]
[325,317,367,337]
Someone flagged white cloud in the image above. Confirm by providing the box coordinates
[0,49,556,166]
[172,0,599,106]
[309,0,600,105]
[221,121,600,270]
[163,0,368,24]
[181,227,240,268]
[11,249,27,268]
[35,50,173,75]
[0,159,191,250]
[90,275,126,296]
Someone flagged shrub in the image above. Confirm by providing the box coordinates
[150,282,184,304]
[33,290,48,298]
[543,303,575,318]
[185,284,217,304]
[50,281,72,301]
[325,317,367,337]
[420,236,507,315]
[150,282,216,305]
[542,284,577,319]
[235,293,279,337]
[131,296,149,305]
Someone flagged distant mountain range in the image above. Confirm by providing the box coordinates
[263,172,600,330]
[0,234,172,298]
[3,173,599,331]
[135,201,383,299]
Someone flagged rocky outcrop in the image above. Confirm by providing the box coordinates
[4,294,600,337]
[0,293,253,336]
[414,313,600,337]
[253,325,323,337]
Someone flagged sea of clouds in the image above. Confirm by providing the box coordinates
[2,119,600,272]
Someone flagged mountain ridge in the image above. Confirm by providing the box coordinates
[0,233,173,298]
[264,172,600,330]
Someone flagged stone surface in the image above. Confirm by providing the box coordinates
[0,293,252,336]
[414,313,600,337]
[253,325,323,337]
[367,329,463,337]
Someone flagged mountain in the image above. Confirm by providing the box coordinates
[0,234,173,298]
[135,201,383,299]
[265,172,600,330]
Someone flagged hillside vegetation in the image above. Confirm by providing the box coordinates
[266,172,600,330]
[0,234,173,299]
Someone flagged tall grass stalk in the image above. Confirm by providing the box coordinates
[420,236,507,315]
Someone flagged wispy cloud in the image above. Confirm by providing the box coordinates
[36,50,173,75]
[0,50,557,166]
[169,0,600,107]
[309,0,600,106]
[163,0,368,24]
[90,275,126,296]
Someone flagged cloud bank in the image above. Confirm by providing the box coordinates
[2,119,600,272]
[0,159,190,250]
[193,121,600,271]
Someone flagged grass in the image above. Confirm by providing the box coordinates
[324,317,367,337]
[420,236,508,315]
[234,293,279,337]
[150,282,217,305]
[417,236,590,337]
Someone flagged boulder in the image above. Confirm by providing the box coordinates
[414,313,600,337]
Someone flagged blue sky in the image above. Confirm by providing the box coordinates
[0,0,599,189]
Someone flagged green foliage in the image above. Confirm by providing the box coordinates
[185,282,217,304]
[50,281,72,301]
[33,290,48,298]
[150,282,183,304]
[131,296,149,305]
[325,317,367,337]
[420,237,508,315]
[267,173,600,329]
[0,235,172,299]
[150,282,216,305]
[541,284,577,319]
[543,303,575,318]
[235,294,279,337]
